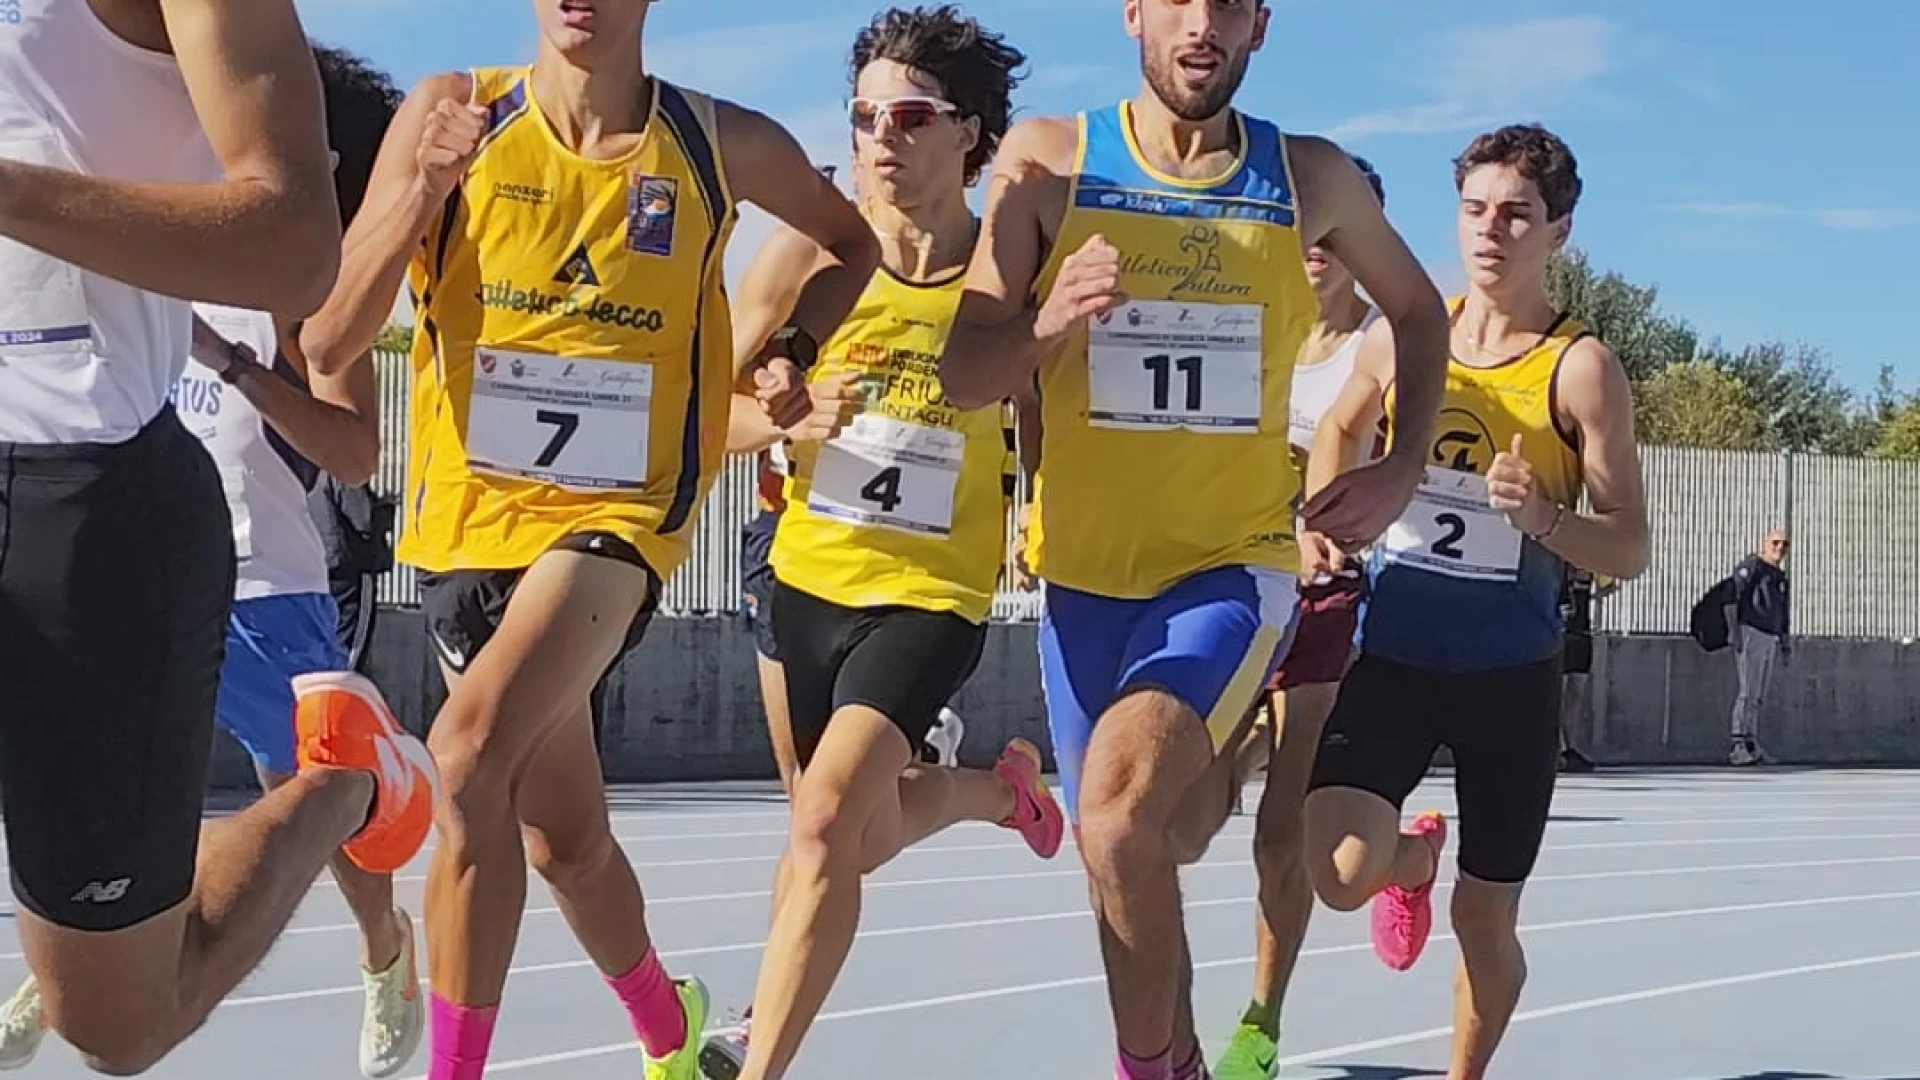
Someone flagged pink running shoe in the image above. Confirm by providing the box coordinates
[1370,810,1448,972]
[994,739,1065,859]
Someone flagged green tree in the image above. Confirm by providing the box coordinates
[1634,360,1771,451]
[374,322,413,354]
[1546,248,1699,383]
[1872,398,1920,460]
[1710,340,1865,455]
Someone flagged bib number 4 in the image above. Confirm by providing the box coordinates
[806,414,963,536]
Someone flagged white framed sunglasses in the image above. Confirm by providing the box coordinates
[847,95,959,133]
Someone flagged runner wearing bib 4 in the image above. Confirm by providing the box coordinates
[940,3,1452,1076]
[1301,124,1649,1080]
[296,8,880,1078]
[696,15,1060,1080]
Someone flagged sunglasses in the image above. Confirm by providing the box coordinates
[847,95,958,134]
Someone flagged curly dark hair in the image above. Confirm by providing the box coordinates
[848,6,1027,186]
[1452,123,1582,221]
[312,44,403,226]
[1350,153,1385,207]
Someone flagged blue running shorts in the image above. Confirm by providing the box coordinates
[1039,564,1299,822]
[216,592,348,776]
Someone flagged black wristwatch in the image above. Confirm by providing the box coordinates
[767,325,819,373]
[216,341,251,386]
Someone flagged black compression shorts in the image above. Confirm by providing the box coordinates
[0,407,234,931]
[770,578,986,768]
[1308,650,1562,884]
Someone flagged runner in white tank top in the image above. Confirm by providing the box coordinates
[0,6,433,1073]
[1216,157,1390,1080]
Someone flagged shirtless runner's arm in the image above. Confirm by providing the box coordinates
[0,0,339,314]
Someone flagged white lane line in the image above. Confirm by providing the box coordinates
[80,852,1920,1010]
[307,828,1920,893]
[423,887,1920,1077]
[1276,947,1920,1065]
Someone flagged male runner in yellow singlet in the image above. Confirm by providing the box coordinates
[941,2,1451,1076]
[1301,124,1649,1080]
[698,11,1063,1079]
[296,2,880,1078]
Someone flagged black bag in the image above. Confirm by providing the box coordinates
[1689,576,1735,651]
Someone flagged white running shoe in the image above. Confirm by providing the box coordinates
[358,910,425,1078]
[0,977,45,1071]
[923,706,965,767]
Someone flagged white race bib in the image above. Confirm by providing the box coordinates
[1381,467,1523,582]
[1086,300,1262,432]
[0,137,92,356]
[465,349,652,490]
[806,413,963,536]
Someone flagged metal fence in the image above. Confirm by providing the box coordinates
[367,352,1919,639]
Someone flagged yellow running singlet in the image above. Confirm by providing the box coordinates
[772,266,1015,624]
[1026,102,1318,599]
[398,67,737,577]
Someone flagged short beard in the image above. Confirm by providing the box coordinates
[1140,42,1249,122]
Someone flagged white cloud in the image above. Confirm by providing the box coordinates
[1330,15,1617,143]
[1663,201,1920,232]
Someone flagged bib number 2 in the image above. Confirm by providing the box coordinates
[465,349,653,490]
[1087,300,1262,432]
[1381,468,1524,582]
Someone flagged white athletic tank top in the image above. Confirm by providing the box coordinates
[177,304,330,601]
[0,0,220,444]
[1287,307,1380,452]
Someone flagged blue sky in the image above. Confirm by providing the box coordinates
[299,0,1920,395]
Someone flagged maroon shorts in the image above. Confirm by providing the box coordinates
[1268,572,1363,691]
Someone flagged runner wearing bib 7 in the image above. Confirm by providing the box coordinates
[696,14,1060,1080]
[1301,123,1650,1080]
[295,4,881,1077]
[938,2,1452,1075]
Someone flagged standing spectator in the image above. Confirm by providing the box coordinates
[1726,528,1791,765]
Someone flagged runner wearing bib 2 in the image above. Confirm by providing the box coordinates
[296,5,880,1077]
[697,14,1060,1080]
[1300,123,1649,1080]
[940,3,1451,1076]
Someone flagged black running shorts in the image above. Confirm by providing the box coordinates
[0,407,235,931]
[770,578,986,768]
[419,532,660,677]
[739,509,780,662]
[1308,651,1563,884]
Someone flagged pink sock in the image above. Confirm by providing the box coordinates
[607,948,686,1057]
[428,995,498,1080]
[1117,1043,1173,1080]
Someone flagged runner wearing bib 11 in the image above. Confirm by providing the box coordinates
[699,13,1061,1080]
[1300,123,1650,1080]
[295,3,880,1077]
[940,2,1452,1075]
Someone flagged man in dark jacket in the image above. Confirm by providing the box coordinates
[1725,528,1791,765]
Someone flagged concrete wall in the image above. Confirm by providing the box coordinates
[210,612,1920,788]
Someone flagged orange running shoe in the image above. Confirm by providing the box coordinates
[293,671,439,874]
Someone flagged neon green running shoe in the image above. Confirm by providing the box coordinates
[1215,1022,1279,1080]
[643,976,709,1080]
